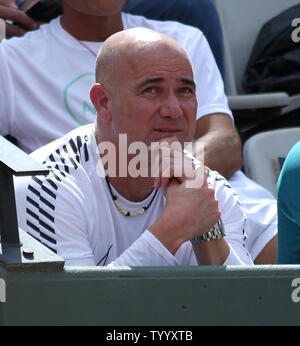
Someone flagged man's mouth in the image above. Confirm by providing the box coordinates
[153,128,182,133]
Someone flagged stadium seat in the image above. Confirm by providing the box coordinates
[243,127,300,197]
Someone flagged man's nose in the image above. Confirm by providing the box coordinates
[159,93,183,119]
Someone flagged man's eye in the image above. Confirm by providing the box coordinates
[179,87,194,94]
[143,87,158,94]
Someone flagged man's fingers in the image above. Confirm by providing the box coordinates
[5,21,27,37]
[0,5,39,31]
[0,1,17,7]
[184,164,209,189]
[162,177,179,196]
[149,139,198,190]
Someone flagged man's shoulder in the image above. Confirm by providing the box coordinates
[31,124,96,173]
[0,17,58,51]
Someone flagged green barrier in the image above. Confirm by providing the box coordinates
[1,263,300,326]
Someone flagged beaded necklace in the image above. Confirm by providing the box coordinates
[105,177,159,217]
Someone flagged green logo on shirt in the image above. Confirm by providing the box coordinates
[64,73,96,125]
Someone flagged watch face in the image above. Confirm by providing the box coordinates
[190,219,225,244]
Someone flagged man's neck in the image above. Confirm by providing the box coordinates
[94,125,156,202]
[60,3,124,42]
[107,176,155,203]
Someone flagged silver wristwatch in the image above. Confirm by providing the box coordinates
[190,219,225,244]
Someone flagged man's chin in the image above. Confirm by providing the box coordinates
[150,132,185,145]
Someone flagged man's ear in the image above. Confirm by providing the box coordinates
[90,83,111,121]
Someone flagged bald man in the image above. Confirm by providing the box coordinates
[15,28,253,267]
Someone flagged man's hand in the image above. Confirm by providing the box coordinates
[149,136,197,195]
[150,166,221,254]
[148,136,230,264]
[149,137,220,253]
[0,0,39,39]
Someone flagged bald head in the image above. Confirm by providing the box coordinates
[91,26,197,148]
[95,27,192,87]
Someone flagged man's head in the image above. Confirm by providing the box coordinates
[90,27,197,148]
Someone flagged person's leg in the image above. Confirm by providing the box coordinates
[123,0,225,79]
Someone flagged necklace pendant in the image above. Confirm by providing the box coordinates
[130,208,146,217]
[114,199,130,217]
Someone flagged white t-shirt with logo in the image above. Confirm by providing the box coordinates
[14,124,253,266]
[0,13,231,153]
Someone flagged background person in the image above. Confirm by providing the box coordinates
[123,0,225,78]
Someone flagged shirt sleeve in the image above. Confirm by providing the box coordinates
[185,30,233,122]
[210,170,254,265]
[108,230,180,267]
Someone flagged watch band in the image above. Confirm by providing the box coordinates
[190,219,225,244]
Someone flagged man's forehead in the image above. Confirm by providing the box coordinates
[136,76,196,90]
[127,47,193,74]
[129,57,195,87]
[103,29,194,86]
